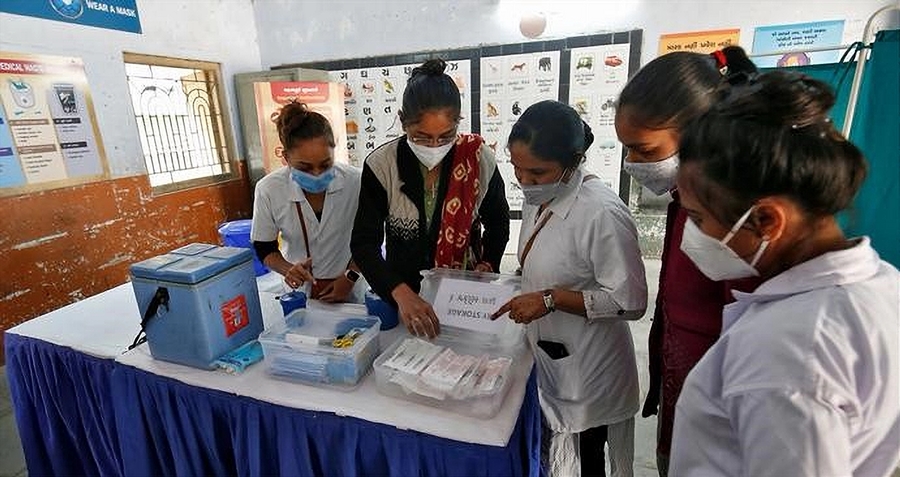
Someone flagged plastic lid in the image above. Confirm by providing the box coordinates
[170,243,216,256]
[217,219,253,234]
[130,243,252,284]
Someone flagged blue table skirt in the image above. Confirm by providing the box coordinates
[111,364,542,477]
[6,330,541,476]
[5,333,123,477]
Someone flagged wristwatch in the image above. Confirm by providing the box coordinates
[344,269,360,283]
[542,289,556,313]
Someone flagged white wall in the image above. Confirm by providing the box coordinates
[254,0,888,67]
[0,0,262,177]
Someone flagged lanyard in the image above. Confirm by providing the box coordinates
[295,202,311,259]
[519,209,553,268]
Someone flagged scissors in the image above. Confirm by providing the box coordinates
[332,328,365,348]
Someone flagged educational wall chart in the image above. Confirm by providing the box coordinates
[329,60,472,167]
[253,81,349,173]
[752,20,845,68]
[480,51,560,211]
[568,43,631,194]
[0,51,107,193]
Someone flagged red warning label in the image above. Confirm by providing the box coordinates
[221,295,249,337]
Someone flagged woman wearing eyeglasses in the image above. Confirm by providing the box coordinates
[351,59,511,338]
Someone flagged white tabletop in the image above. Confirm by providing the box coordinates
[9,272,533,447]
[7,282,142,359]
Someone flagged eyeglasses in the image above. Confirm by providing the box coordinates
[407,130,458,147]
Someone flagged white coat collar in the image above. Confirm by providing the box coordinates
[724,237,881,331]
[545,167,585,221]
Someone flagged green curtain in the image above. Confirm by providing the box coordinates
[763,30,900,267]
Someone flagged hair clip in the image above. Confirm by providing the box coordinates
[711,50,728,74]
[791,124,800,129]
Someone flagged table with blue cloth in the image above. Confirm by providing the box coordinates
[5,274,542,476]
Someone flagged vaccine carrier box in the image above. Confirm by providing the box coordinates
[373,269,526,418]
[129,243,264,369]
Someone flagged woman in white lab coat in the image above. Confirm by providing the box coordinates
[670,71,900,476]
[493,100,648,477]
[251,101,365,303]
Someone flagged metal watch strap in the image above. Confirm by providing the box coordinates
[542,289,555,313]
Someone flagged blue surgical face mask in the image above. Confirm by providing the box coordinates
[291,167,335,193]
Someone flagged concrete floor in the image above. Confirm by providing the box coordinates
[0,365,26,477]
[0,260,663,477]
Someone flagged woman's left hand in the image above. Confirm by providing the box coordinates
[317,275,355,303]
[474,262,493,273]
[491,291,551,324]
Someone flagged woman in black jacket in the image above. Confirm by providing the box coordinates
[351,59,510,338]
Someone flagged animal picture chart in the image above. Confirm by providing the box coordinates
[480,51,560,212]
[568,42,630,194]
[330,60,472,167]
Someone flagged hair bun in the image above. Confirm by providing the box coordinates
[581,120,595,150]
[721,46,756,76]
[411,58,447,78]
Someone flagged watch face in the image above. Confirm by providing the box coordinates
[346,269,360,282]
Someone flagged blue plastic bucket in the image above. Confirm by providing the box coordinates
[218,220,269,276]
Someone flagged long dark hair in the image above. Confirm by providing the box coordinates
[617,46,756,130]
[680,71,867,224]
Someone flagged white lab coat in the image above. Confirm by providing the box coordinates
[251,163,367,301]
[519,167,648,433]
[671,237,900,477]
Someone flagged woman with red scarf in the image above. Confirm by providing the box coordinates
[614,47,759,476]
[351,59,510,338]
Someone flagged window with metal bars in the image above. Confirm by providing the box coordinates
[124,53,236,192]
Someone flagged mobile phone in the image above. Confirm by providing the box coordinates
[537,340,570,360]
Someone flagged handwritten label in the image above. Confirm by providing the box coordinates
[432,278,515,333]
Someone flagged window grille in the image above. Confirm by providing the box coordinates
[124,53,235,191]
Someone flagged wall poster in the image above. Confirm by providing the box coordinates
[480,51,560,211]
[329,60,472,167]
[0,51,108,195]
[0,0,142,34]
[252,81,349,173]
[658,29,741,56]
[568,43,631,194]
[752,20,845,68]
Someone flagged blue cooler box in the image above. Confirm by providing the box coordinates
[130,243,264,369]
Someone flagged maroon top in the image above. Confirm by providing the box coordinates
[644,191,761,457]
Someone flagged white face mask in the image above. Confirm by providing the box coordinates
[624,153,679,196]
[679,206,770,281]
[407,140,454,170]
[519,169,569,206]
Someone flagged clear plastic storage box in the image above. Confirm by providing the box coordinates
[373,268,527,418]
[259,309,381,387]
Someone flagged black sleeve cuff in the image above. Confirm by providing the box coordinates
[252,240,278,264]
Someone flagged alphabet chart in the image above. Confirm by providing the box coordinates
[330,60,472,167]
